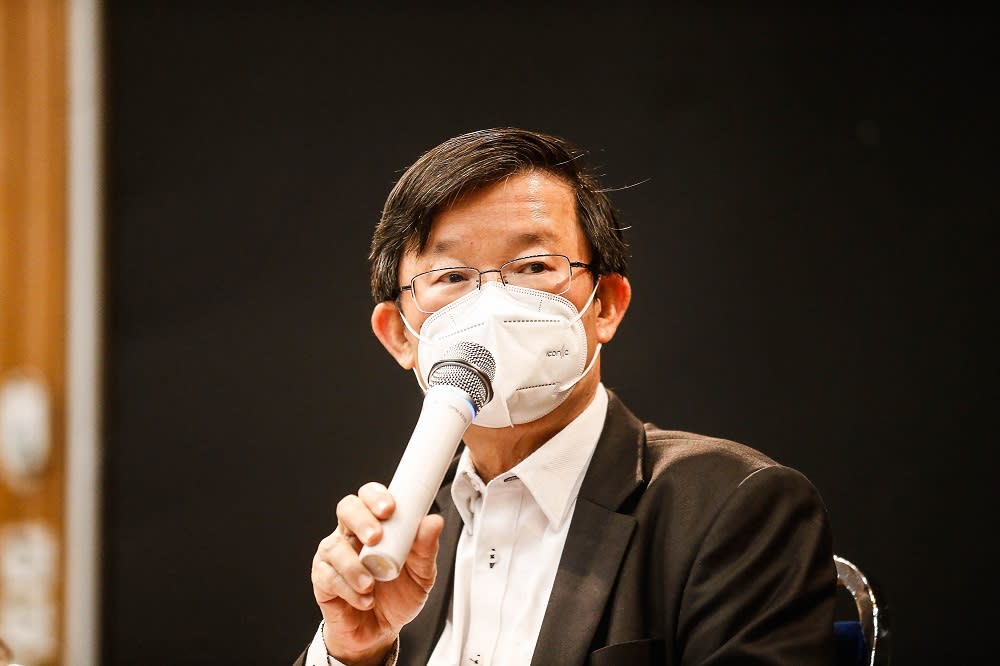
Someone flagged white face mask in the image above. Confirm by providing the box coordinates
[400,280,602,428]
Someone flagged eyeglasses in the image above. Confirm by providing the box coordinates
[399,253,593,314]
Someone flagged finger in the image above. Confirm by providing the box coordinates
[316,532,374,591]
[316,531,361,570]
[404,514,444,585]
[358,482,395,520]
[312,558,375,610]
[326,536,378,595]
[336,494,382,546]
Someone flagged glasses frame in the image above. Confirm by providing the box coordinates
[398,253,593,314]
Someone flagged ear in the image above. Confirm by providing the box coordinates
[371,301,418,370]
[593,274,631,344]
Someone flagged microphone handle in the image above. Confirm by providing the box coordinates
[360,385,476,581]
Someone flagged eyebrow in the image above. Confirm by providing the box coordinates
[427,231,559,257]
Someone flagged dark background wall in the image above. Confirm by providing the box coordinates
[103,4,992,664]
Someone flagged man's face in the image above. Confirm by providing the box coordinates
[396,170,597,339]
[393,170,606,420]
[372,168,630,451]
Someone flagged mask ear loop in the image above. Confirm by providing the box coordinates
[412,366,430,393]
[567,276,601,326]
[557,276,603,393]
[556,343,602,393]
[396,305,433,391]
[398,308,432,344]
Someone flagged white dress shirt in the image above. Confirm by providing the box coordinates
[307,385,608,666]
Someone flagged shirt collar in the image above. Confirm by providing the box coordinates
[451,384,609,532]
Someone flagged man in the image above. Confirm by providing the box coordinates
[295,128,836,665]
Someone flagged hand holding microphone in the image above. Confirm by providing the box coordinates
[309,343,495,663]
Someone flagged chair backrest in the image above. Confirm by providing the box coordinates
[834,554,890,666]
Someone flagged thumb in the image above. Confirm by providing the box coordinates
[404,513,445,585]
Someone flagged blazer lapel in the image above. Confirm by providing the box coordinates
[402,483,462,664]
[531,392,647,666]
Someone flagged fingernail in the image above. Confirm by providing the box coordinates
[376,501,390,514]
[358,573,373,589]
[359,594,374,608]
[362,527,376,543]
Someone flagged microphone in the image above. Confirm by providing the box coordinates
[359,342,495,581]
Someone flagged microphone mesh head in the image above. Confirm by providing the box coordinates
[427,342,496,411]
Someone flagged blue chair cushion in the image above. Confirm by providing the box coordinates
[834,620,867,666]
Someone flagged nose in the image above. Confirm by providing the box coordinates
[479,268,504,285]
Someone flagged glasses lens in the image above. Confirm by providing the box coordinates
[501,254,572,294]
[411,267,480,313]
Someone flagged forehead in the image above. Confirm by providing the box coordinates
[411,171,586,267]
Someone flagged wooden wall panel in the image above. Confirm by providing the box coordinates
[0,1,68,663]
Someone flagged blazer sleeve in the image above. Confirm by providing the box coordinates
[675,465,836,665]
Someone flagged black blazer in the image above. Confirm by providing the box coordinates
[296,392,836,665]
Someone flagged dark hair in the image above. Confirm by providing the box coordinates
[369,127,629,303]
